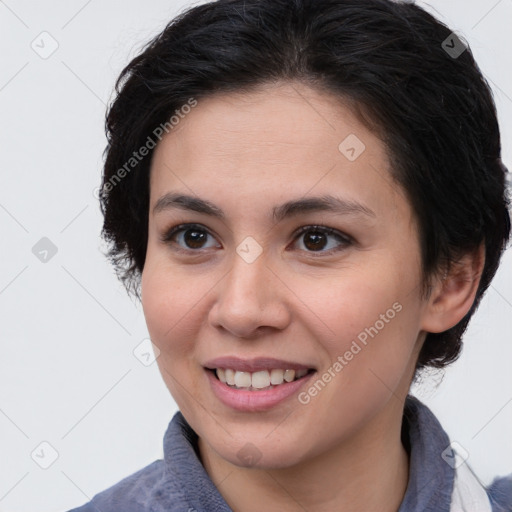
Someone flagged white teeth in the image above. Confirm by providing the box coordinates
[217,368,227,383]
[234,371,252,388]
[284,369,295,382]
[214,367,310,389]
[225,368,235,386]
[252,370,271,389]
[270,369,285,385]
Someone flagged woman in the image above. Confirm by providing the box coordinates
[69,0,511,510]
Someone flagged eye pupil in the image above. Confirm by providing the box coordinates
[304,231,327,251]
[185,229,206,248]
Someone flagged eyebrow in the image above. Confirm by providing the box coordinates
[153,192,376,222]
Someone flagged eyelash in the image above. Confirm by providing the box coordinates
[160,223,353,257]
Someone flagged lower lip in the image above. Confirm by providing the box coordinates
[206,370,315,412]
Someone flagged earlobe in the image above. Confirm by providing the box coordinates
[420,244,485,334]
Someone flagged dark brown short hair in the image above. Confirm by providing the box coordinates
[99,0,511,371]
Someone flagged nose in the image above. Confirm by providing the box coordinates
[208,250,291,339]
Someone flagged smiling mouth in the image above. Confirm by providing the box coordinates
[208,368,315,391]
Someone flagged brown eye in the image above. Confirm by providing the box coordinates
[292,226,352,255]
[161,224,220,251]
[182,228,208,249]
[302,230,328,251]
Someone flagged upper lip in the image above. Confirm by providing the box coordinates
[204,356,315,373]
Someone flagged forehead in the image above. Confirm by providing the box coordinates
[149,82,408,223]
[153,82,376,166]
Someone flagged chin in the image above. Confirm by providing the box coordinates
[210,437,308,470]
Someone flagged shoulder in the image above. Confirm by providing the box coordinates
[66,459,170,512]
[488,473,512,512]
[400,396,512,512]
[66,411,213,512]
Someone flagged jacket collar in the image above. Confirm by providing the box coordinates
[163,395,454,511]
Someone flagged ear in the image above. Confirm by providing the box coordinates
[420,243,485,334]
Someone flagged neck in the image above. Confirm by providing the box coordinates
[198,399,410,512]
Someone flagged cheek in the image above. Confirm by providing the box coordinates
[141,260,197,355]
[304,265,414,339]
[332,301,420,407]
[141,263,205,409]
[301,263,422,392]
[141,264,169,340]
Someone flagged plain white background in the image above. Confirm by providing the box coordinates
[0,0,511,510]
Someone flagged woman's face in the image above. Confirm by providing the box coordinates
[142,82,430,468]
